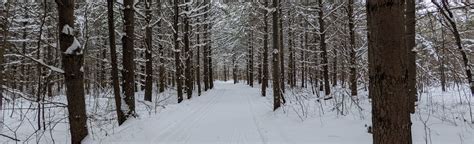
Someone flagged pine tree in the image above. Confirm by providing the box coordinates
[368,0,413,143]
[56,0,88,143]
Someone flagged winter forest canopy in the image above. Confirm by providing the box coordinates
[0,0,473,143]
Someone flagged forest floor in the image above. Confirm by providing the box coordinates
[88,81,474,144]
[1,81,473,143]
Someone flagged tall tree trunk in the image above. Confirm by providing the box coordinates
[184,1,192,99]
[174,0,184,103]
[279,5,285,93]
[122,0,136,118]
[107,0,126,125]
[348,0,357,96]
[406,0,417,113]
[440,28,447,92]
[144,0,153,102]
[261,0,269,97]
[288,9,295,88]
[318,0,330,96]
[208,2,214,90]
[233,56,238,84]
[332,51,337,86]
[272,0,281,111]
[56,1,89,143]
[158,0,165,93]
[301,26,306,88]
[249,31,254,87]
[203,1,209,91]
[367,0,413,143]
[0,4,7,132]
[196,17,202,96]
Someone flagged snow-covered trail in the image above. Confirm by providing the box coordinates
[97,81,280,144]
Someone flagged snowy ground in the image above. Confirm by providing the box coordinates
[89,81,473,144]
[1,81,473,144]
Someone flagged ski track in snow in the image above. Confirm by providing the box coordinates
[99,82,275,144]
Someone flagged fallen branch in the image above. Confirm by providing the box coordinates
[0,134,20,142]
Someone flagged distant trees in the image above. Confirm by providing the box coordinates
[431,0,473,96]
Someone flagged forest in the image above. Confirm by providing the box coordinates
[0,0,473,144]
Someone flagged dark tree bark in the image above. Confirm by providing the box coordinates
[106,0,126,125]
[174,0,184,103]
[144,0,153,102]
[0,4,7,129]
[122,0,136,118]
[301,20,307,88]
[288,12,295,88]
[272,0,281,111]
[203,1,209,91]
[56,0,89,143]
[367,0,413,143]
[233,55,238,84]
[439,28,447,92]
[158,0,165,93]
[348,0,357,96]
[249,31,254,87]
[208,1,214,90]
[318,0,330,96]
[261,0,269,97]
[406,0,417,113]
[184,0,192,99]
[196,17,202,96]
[279,4,285,93]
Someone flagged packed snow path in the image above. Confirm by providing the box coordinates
[101,82,276,144]
[94,81,474,144]
[98,81,371,144]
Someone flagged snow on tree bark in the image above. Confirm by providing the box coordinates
[56,0,89,143]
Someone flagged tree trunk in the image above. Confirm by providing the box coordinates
[144,0,153,102]
[158,0,165,93]
[56,1,89,143]
[318,0,330,96]
[348,0,357,96]
[184,1,192,99]
[174,0,184,103]
[122,0,136,118]
[203,1,209,91]
[0,4,7,132]
[249,31,254,87]
[367,0,413,143]
[261,0,269,97]
[106,0,126,125]
[406,0,417,113]
[279,5,285,93]
[196,17,202,96]
[272,0,281,111]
